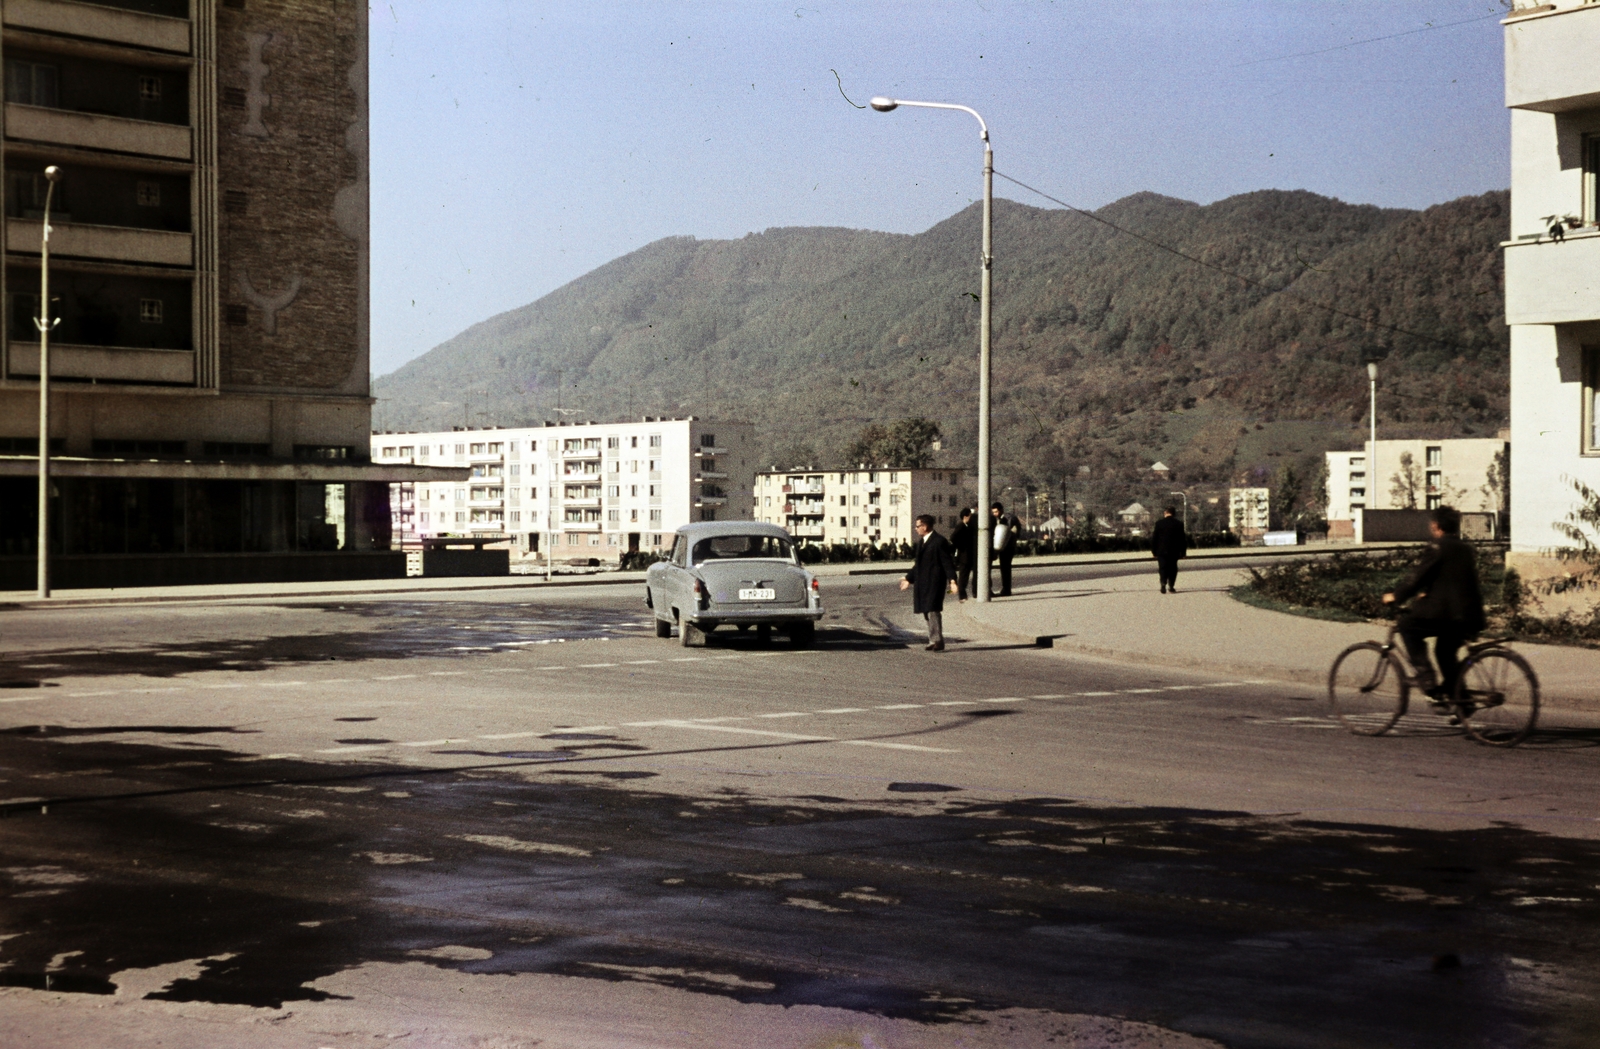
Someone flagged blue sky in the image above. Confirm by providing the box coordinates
[370,0,1511,376]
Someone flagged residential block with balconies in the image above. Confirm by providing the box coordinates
[754,466,975,548]
[372,417,755,560]
[1502,0,1600,580]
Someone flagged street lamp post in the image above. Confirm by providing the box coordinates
[1169,491,1188,532]
[1361,349,1386,535]
[870,96,994,602]
[36,165,62,599]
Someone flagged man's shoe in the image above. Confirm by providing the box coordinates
[926,642,945,652]
[1168,586,1177,593]
[1160,586,1167,594]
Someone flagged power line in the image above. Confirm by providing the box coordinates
[991,169,1470,351]
[1233,11,1505,68]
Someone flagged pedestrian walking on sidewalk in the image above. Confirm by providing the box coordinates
[901,514,959,651]
[989,502,1022,597]
[950,508,977,600]
[1151,505,1188,594]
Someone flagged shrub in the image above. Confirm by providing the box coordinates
[619,550,668,571]
[1241,546,1509,622]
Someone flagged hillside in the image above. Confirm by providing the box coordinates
[373,189,1509,520]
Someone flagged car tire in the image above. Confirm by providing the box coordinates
[681,620,706,647]
[789,621,816,648]
[654,616,672,638]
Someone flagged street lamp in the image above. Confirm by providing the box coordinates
[1361,347,1387,527]
[1169,491,1188,532]
[36,164,62,599]
[870,96,995,600]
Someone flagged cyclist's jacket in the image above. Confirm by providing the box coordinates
[1392,534,1486,632]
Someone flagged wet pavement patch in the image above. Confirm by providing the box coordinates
[0,732,1597,1045]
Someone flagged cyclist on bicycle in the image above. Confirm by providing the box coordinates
[1381,506,1487,701]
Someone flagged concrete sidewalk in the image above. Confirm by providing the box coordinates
[952,562,1600,713]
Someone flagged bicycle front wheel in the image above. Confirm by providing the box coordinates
[1457,648,1540,747]
[1329,642,1407,736]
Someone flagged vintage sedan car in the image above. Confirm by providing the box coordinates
[645,522,822,646]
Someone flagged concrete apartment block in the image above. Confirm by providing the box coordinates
[754,467,975,548]
[372,418,756,560]
[1326,438,1509,541]
[0,0,457,589]
[1502,1,1600,579]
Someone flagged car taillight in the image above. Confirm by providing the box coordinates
[811,578,819,593]
[693,578,709,609]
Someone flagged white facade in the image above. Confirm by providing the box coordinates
[1229,488,1271,532]
[372,418,755,558]
[1503,1,1600,574]
[753,467,975,547]
[1326,438,1508,539]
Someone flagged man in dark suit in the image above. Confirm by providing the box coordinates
[1150,505,1188,593]
[900,514,959,651]
[989,502,1022,597]
[1382,506,1487,699]
[950,508,977,600]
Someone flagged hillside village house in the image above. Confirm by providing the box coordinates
[1503,1,1600,579]
[372,418,755,559]
[1325,437,1509,541]
[0,0,456,589]
[754,467,974,548]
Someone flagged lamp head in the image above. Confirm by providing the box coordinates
[43,165,61,182]
[1366,361,1379,381]
[869,96,898,112]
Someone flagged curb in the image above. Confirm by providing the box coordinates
[842,542,1426,577]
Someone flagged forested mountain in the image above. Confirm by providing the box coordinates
[374,188,1508,519]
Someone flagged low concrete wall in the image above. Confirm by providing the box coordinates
[421,550,509,577]
[0,552,405,590]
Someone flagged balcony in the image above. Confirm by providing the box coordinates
[695,446,726,456]
[561,445,602,457]
[785,480,825,495]
[8,342,192,383]
[560,520,602,532]
[3,0,191,54]
[694,471,727,482]
[1504,2,1600,112]
[5,104,190,160]
[694,496,728,507]
[1504,232,1600,324]
[468,494,505,506]
[8,220,191,266]
[790,524,825,538]
[561,496,602,508]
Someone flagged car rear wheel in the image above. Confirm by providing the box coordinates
[654,616,672,638]
[681,620,706,647]
[789,621,816,648]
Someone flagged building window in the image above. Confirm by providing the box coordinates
[649,509,662,523]
[1585,345,1600,455]
[139,299,164,324]
[509,464,520,477]
[701,433,716,447]
[889,516,897,527]
[488,442,502,453]
[6,60,59,107]
[648,484,660,496]
[607,436,619,449]
[1586,135,1600,226]
[1425,446,1441,468]
[223,189,249,214]
[607,485,620,497]
[135,181,162,207]
[138,75,162,101]
[1350,488,1365,500]
[510,511,520,524]
[649,435,662,448]
[630,509,639,522]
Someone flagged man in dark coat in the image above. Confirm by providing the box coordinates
[1150,505,1188,593]
[900,514,958,651]
[989,502,1022,597]
[1382,506,1486,699]
[950,508,977,601]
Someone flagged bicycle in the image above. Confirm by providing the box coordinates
[1327,620,1540,746]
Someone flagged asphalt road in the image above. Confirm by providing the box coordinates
[1,563,1598,1048]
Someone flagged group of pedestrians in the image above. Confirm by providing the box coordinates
[900,501,1021,652]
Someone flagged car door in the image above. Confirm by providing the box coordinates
[664,533,690,616]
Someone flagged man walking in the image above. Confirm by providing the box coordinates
[900,514,958,651]
[950,507,977,600]
[989,502,1022,597]
[1382,506,1486,701]
[1150,505,1187,594]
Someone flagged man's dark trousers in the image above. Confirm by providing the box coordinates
[992,550,1014,596]
[1399,616,1471,694]
[1157,557,1180,591]
[957,564,973,600]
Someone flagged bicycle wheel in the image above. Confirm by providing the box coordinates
[1328,642,1408,736]
[1456,648,1540,747]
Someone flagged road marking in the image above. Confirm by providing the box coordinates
[981,697,1026,703]
[198,683,246,690]
[875,704,924,710]
[842,740,958,753]
[757,712,809,719]
[1031,694,1067,699]
[428,671,468,677]
[1120,689,1161,694]
[1075,691,1117,697]
[373,674,416,681]
[671,658,704,662]
[399,738,469,748]
[815,707,867,714]
[0,695,49,704]
[930,700,977,706]
[315,745,388,754]
[482,668,525,674]
[623,660,661,665]
[259,681,308,688]
[642,721,833,741]
[686,716,749,724]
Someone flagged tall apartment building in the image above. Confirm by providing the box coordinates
[753,466,974,547]
[1228,487,1270,533]
[0,0,455,587]
[371,417,755,558]
[1502,1,1600,579]
[1325,437,1508,540]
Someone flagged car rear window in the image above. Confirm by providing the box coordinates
[693,535,794,562]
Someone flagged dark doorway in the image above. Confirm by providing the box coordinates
[627,532,640,554]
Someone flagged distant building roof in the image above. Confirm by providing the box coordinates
[1150,461,1170,472]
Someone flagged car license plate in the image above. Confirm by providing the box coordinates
[738,588,776,601]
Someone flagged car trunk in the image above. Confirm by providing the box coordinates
[697,560,808,608]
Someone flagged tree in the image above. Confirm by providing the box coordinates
[1389,451,1422,510]
[1271,463,1304,530]
[1545,476,1600,595]
[768,440,819,469]
[1481,446,1510,515]
[843,418,942,468]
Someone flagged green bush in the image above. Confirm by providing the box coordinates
[619,550,669,571]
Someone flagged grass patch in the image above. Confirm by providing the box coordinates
[1227,584,1367,623]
